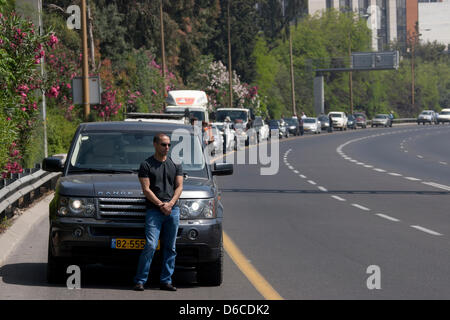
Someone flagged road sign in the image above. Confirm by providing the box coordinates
[72,76,102,105]
[351,51,399,70]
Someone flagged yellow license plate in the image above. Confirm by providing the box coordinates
[111,238,160,250]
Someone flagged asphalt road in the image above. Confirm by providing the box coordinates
[1,123,450,299]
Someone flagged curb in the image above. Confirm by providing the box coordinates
[0,193,54,267]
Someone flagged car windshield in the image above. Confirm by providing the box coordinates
[375,115,386,119]
[440,111,450,115]
[284,118,298,125]
[348,115,355,120]
[68,131,208,178]
[329,113,342,118]
[268,120,279,126]
[354,114,365,118]
[318,116,328,121]
[216,110,248,122]
[166,110,205,121]
[304,118,316,123]
[421,111,432,115]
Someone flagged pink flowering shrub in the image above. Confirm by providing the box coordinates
[0,9,53,176]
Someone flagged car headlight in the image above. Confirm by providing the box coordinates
[58,196,95,217]
[179,199,215,219]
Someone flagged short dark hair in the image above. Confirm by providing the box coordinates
[153,133,170,144]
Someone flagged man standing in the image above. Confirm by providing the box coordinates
[133,133,184,291]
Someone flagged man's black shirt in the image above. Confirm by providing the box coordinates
[138,156,183,209]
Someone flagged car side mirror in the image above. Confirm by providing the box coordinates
[212,163,233,176]
[43,157,64,172]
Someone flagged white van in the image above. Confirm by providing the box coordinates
[328,111,348,131]
[437,108,450,124]
[165,90,209,123]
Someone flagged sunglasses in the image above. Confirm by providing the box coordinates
[160,143,171,147]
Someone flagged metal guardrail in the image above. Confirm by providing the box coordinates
[0,158,64,221]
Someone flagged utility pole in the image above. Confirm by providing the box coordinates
[411,37,416,110]
[37,0,48,157]
[87,3,96,71]
[81,0,90,121]
[289,28,296,116]
[348,30,353,115]
[160,0,167,105]
[227,0,233,108]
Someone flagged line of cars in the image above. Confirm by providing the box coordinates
[417,109,450,125]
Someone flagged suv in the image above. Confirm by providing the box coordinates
[417,110,437,125]
[42,121,233,286]
[328,112,348,131]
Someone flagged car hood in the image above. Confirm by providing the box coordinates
[57,174,215,199]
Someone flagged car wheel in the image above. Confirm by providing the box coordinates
[47,235,69,284]
[197,242,223,286]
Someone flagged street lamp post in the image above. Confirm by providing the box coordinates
[160,0,167,107]
[227,0,233,109]
[81,0,90,121]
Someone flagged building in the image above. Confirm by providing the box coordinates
[419,0,450,49]
[307,0,419,51]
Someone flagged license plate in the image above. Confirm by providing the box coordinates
[111,238,160,250]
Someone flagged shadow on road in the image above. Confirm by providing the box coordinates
[0,263,199,290]
[221,188,449,196]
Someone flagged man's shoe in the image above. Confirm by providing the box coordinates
[160,283,177,291]
[133,283,145,291]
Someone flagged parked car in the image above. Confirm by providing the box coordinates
[353,112,367,128]
[318,115,330,131]
[284,118,300,136]
[347,115,357,130]
[371,114,392,127]
[42,120,233,285]
[437,109,450,124]
[417,110,437,125]
[251,116,270,142]
[328,112,348,131]
[268,120,288,139]
[303,117,321,134]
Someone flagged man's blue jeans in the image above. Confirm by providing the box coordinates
[134,206,180,285]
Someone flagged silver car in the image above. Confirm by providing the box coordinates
[371,114,392,127]
[303,117,321,134]
[417,110,437,125]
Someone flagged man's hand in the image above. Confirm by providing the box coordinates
[160,202,173,216]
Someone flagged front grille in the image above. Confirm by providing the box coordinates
[98,198,146,219]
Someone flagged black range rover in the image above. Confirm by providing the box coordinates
[43,121,233,285]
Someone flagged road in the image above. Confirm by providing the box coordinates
[1,124,450,299]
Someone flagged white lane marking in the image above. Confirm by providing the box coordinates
[388,172,402,177]
[417,155,424,159]
[376,214,400,222]
[351,204,371,211]
[439,161,448,165]
[288,165,294,170]
[308,180,317,185]
[410,225,443,236]
[422,182,450,191]
[331,195,346,202]
[373,168,386,172]
[405,177,421,181]
[318,186,328,192]
[364,165,373,168]
[299,174,307,179]
[293,170,299,174]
